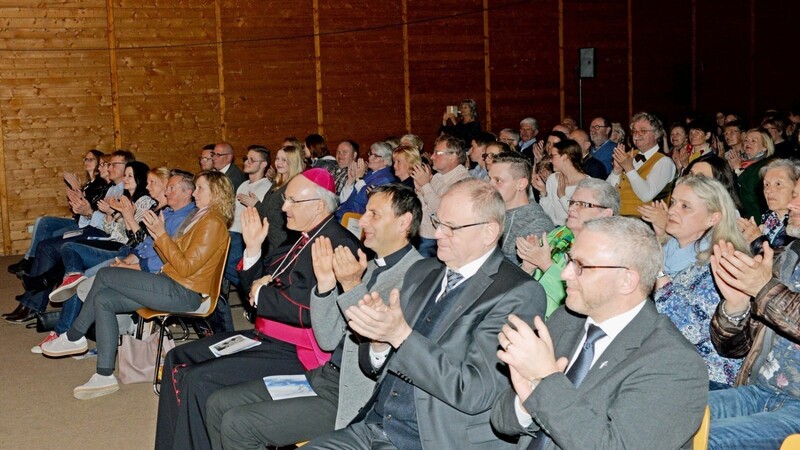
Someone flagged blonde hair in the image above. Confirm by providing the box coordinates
[274,145,305,189]
[674,175,750,264]
[196,170,234,227]
[392,145,422,167]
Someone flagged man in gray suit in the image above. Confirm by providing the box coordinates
[308,178,547,450]
[205,184,424,448]
[491,217,708,449]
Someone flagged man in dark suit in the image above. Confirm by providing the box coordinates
[307,178,547,450]
[212,141,246,191]
[491,216,708,449]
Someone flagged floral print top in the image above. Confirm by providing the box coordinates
[654,262,743,386]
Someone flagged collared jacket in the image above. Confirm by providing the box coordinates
[155,209,229,296]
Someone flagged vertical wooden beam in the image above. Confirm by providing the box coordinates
[558,0,564,119]
[106,0,121,149]
[627,0,633,119]
[0,95,10,254]
[482,0,492,131]
[214,0,227,141]
[402,0,411,133]
[748,0,755,119]
[690,0,697,110]
[313,0,324,136]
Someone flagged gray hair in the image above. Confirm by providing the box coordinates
[575,178,620,215]
[583,216,662,297]
[611,122,626,144]
[631,111,665,141]
[400,134,424,152]
[447,178,505,233]
[759,158,800,182]
[434,134,467,166]
[520,117,539,130]
[313,184,339,213]
[500,128,520,141]
[370,141,394,166]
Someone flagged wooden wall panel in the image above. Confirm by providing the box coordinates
[318,0,406,148]
[752,0,800,118]
[631,0,692,125]
[488,0,560,133]
[0,2,115,254]
[220,1,318,156]
[694,0,750,121]
[112,0,221,172]
[407,0,486,148]
[562,0,628,128]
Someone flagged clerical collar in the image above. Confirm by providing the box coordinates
[375,243,412,268]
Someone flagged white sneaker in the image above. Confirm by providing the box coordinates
[73,373,119,400]
[31,331,59,354]
[41,334,88,357]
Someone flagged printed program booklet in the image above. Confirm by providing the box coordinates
[209,334,261,357]
[263,374,317,400]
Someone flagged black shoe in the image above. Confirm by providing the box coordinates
[4,306,36,324]
[8,257,32,275]
[2,303,25,318]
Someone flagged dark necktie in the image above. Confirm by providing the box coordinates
[527,324,606,450]
[442,269,463,298]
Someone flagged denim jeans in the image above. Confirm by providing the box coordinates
[69,267,202,373]
[26,216,78,258]
[54,259,115,333]
[61,241,118,275]
[224,231,244,287]
[709,383,800,449]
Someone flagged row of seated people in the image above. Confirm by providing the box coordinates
[5,111,799,448]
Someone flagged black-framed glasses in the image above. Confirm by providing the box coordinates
[567,200,608,210]
[430,214,488,237]
[281,193,320,205]
[482,153,498,161]
[590,125,609,130]
[212,152,231,158]
[565,253,628,276]
[368,152,381,158]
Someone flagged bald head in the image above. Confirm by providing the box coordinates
[570,129,592,156]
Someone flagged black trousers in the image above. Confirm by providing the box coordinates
[154,329,305,450]
[205,362,340,449]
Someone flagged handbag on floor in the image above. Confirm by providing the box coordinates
[118,324,175,385]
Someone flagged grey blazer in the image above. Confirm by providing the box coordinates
[491,301,709,450]
[357,249,547,449]
[310,248,423,429]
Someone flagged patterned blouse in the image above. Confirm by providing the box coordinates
[654,263,743,386]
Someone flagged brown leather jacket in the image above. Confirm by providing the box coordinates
[710,277,800,386]
[154,210,229,297]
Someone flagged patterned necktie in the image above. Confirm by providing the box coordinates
[442,269,463,297]
[527,324,606,450]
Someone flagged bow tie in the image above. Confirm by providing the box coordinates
[634,152,647,163]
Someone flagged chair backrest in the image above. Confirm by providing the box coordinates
[201,236,230,318]
[340,212,363,239]
[781,434,800,450]
[692,405,711,450]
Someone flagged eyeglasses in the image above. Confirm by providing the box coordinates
[433,150,455,157]
[430,214,488,237]
[482,153,498,161]
[565,253,628,276]
[211,152,231,158]
[590,125,609,130]
[281,193,320,205]
[198,157,213,163]
[631,129,654,136]
[99,162,111,167]
[243,157,265,164]
[368,152,381,158]
[567,200,608,209]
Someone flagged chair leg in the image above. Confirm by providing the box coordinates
[152,317,167,396]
